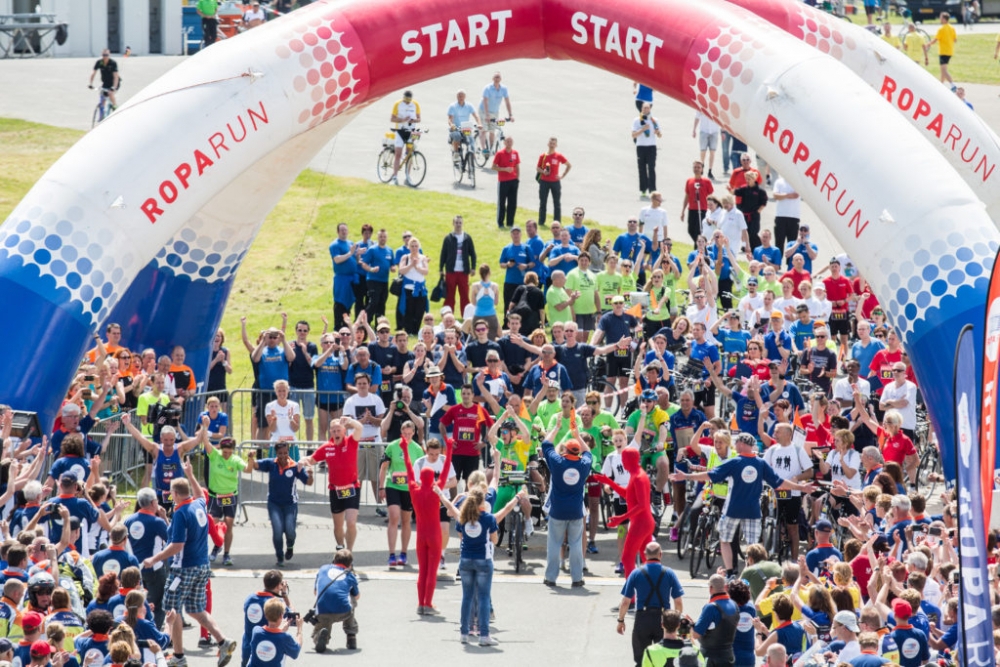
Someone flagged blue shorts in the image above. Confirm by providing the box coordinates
[290,387,316,420]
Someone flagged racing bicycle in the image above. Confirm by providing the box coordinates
[90,87,116,127]
[474,117,512,168]
[376,128,427,187]
[450,123,478,188]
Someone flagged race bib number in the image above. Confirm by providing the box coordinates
[160,491,173,504]
[335,485,357,499]
[831,312,847,321]
[792,427,807,449]
[615,347,629,357]
[501,459,517,473]
[218,494,235,507]
[391,472,408,486]
[726,352,740,366]
[457,427,476,441]
[776,489,791,500]
[674,427,694,450]
[381,380,392,393]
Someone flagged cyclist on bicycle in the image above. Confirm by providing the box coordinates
[479,71,513,155]
[88,49,120,109]
[625,390,671,505]
[389,90,421,185]
[446,90,482,165]
[486,409,535,537]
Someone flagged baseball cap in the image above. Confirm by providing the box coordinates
[747,277,758,286]
[799,224,810,231]
[829,257,841,265]
[59,473,79,486]
[770,310,784,320]
[21,612,43,632]
[833,610,860,633]
[377,323,391,332]
[892,598,912,619]
[29,642,51,658]
[611,295,626,304]
[564,439,582,460]
[0,639,13,653]
[814,519,833,532]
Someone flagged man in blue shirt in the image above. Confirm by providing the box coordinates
[805,519,843,575]
[592,296,640,393]
[753,228,783,271]
[783,224,819,272]
[886,598,929,667]
[688,322,721,419]
[760,363,805,412]
[446,89,482,158]
[142,476,238,667]
[124,487,170,629]
[312,549,360,652]
[50,402,105,460]
[617,542,685,666]
[672,433,815,575]
[547,229,580,274]
[241,570,291,667]
[92,525,140,578]
[524,220,548,285]
[692,575,740,666]
[763,313,792,365]
[523,345,572,397]
[358,229,394,321]
[542,438,593,587]
[499,226,535,316]
[329,222,360,326]
[613,219,652,283]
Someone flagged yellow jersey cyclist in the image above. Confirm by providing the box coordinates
[486,406,536,536]
[624,390,672,502]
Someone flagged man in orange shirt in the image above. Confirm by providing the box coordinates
[86,323,123,363]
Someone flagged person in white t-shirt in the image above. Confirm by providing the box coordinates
[762,423,813,561]
[718,195,749,257]
[639,192,669,246]
[770,176,801,251]
[342,374,387,510]
[265,380,300,443]
[241,1,266,28]
[879,364,918,434]
[738,277,765,329]
[692,111,720,180]
[800,282,832,322]
[832,360,871,409]
[772,279,803,331]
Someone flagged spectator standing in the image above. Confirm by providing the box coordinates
[492,137,521,229]
[541,437,592,587]
[733,171,768,250]
[631,103,661,198]
[124,488,170,629]
[398,237,430,335]
[287,320,317,442]
[329,223,360,326]
[783,225,819,273]
[207,329,232,410]
[692,111,719,180]
[681,163,711,244]
[241,1,265,29]
[903,22,929,64]
[470,266,501,340]
[640,193,668,251]
[770,177,801,252]
[536,137,571,227]
[438,216,477,314]
[360,229,394,321]
[498,226,534,317]
[567,206,588,246]
[196,0,219,47]
[692,575,739,667]
[728,153,761,206]
[311,549,359,653]
[616,542,684,667]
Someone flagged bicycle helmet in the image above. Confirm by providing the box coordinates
[734,433,757,449]
[27,571,55,609]
[640,389,657,402]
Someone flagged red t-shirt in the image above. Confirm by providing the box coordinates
[438,404,494,457]
[823,275,853,313]
[878,427,916,465]
[313,435,360,489]
[537,152,566,183]
[869,349,903,392]
[493,149,520,182]
[800,414,831,447]
[684,177,714,210]
[780,269,811,299]
[853,278,880,319]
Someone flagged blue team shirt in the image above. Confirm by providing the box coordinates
[92,547,140,577]
[315,564,359,614]
[258,346,290,391]
[620,562,684,609]
[248,626,300,667]
[775,620,811,656]
[49,456,90,484]
[753,245,782,267]
[541,441,593,520]
[50,415,103,459]
[256,459,310,505]
[314,353,346,395]
[670,409,706,450]
[125,510,170,568]
[169,497,210,568]
[525,235,548,282]
[613,233,651,264]
[597,312,639,344]
[154,449,184,500]
[783,241,818,271]
[790,320,816,351]
[718,328,751,374]
[707,246,734,281]
[524,363,572,394]
[734,603,757,665]
[764,329,793,363]
[805,544,843,575]
[886,625,929,667]
[458,512,498,560]
[345,363,382,389]
[242,590,279,660]
[731,391,761,436]
[329,239,357,276]
[689,340,720,378]
[499,243,534,285]
[50,496,100,551]
[708,455,785,519]
[643,350,676,387]
[567,225,587,245]
[362,244,394,283]
[850,339,886,380]
[75,635,110,666]
[555,344,595,391]
[760,382,805,412]
[548,244,580,273]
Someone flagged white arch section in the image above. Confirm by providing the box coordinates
[730,0,1000,223]
[0,0,995,479]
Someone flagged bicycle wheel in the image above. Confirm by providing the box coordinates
[375,147,395,183]
[917,447,939,497]
[465,152,476,188]
[705,523,720,570]
[600,493,612,531]
[650,495,664,541]
[675,509,691,560]
[689,522,705,578]
[405,150,427,187]
[474,132,490,168]
[512,510,524,573]
[452,150,465,184]
[761,517,777,560]
[592,380,622,418]
[92,101,106,128]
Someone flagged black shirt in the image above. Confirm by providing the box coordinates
[288,341,318,387]
[556,343,595,391]
[465,339,502,371]
[734,185,769,218]
[93,58,118,89]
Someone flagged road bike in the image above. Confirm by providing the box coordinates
[90,87,116,128]
[474,117,512,168]
[376,128,427,187]
[495,468,540,574]
[450,124,478,188]
[689,492,722,578]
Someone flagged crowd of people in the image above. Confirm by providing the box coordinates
[20,60,992,667]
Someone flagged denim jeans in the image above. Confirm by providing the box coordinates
[268,501,298,560]
[545,517,584,583]
[459,558,493,637]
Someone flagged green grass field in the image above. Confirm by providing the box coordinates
[0,118,690,390]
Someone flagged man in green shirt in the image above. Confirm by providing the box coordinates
[545,270,576,326]
[529,381,562,432]
[565,253,599,338]
[486,406,535,521]
[205,434,249,566]
[196,0,219,46]
[378,421,425,568]
[597,256,623,311]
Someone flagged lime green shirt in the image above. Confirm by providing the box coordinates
[620,274,637,294]
[383,439,425,491]
[534,399,561,434]
[565,268,598,316]
[707,447,738,498]
[197,0,218,17]
[626,407,670,452]
[136,392,170,437]
[581,411,618,470]
[645,284,673,322]
[207,446,245,495]
[760,278,782,298]
[496,438,533,473]
[596,272,622,310]
[546,286,574,325]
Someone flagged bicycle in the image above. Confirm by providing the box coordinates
[90,87,116,128]
[474,117,512,168]
[915,419,941,497]
[674,475,702,561]
[496,468,539,574]
[760,486,792,563]
[450,124,478,188]
[376,128,427,187]
[689,491,722,578]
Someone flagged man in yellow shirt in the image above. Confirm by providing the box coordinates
[902,22,928,65]
[927,12,957,87]
[880,22,901,51]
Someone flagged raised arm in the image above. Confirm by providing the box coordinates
[120,414,160,457]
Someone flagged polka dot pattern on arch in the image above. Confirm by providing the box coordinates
[788,5,857,59]
[151,215,255,283]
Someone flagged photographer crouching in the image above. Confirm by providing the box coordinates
[307,548,360,653]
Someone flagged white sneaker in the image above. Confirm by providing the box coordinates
[479,636,499,647]
[460,634,469,644]
[439,555,447,571]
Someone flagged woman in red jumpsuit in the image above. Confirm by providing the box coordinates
[592,447,654,578]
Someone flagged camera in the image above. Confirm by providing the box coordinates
[396,401,406,411]
[302,609,318,625]
[83,374,96,382]
[287,611,300,627]
[678,617,693,636]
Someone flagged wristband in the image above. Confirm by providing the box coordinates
[617,619,625,623]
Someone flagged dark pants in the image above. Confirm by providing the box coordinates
[141,566,168,629]
[636,145,657,193]
[366,281,388,321]
[719,278,734,309]
[744,212,761,249]
[503,283,519,324]
[538,179,561,226]
[202,17,218,46]
[774,216,800,253]
[268,501,298,560]
[497,179,519,228]
[402,289,427,335]
[687,209,706,243]
[352,279,367,317]
[334,302,352,329]
[632,609,664,666]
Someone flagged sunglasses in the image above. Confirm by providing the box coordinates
[586,400,599,405]
[476,328,487,333]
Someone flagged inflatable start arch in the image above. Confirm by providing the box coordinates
[1,0,996,478]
